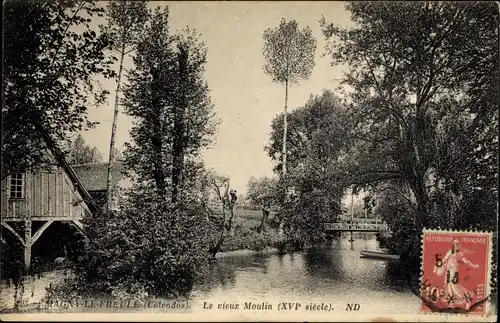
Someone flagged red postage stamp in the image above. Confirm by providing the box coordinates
[420,230,493,315]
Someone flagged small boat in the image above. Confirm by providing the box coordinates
[359,250,400,260]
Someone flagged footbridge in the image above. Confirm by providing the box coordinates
[324,222,389,232]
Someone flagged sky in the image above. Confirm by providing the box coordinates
[81,1,355,194]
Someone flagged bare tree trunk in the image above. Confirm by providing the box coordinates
[210,203,228,259]
[278,79,289,237]
[209,182,235,259]
[210,225,226,259]
[106,44,126,212]
[413,178,429,229]
[282,79,288,175]
[227,204,235,236]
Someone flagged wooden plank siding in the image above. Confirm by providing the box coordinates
[64,175,71,217]
[41,172,48,217]
[1,178,7,218]
[33,173,41,218]
[1,164,92,221]
[56,172,63,218]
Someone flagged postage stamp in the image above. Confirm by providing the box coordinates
[420,230,494,316]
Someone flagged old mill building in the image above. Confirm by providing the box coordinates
[1,135,126,270]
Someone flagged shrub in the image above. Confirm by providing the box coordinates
[54,190,211,300]
[0,235,25,284]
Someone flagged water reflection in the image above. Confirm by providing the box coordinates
[301,241,408,294]
[195,261,237,293]
[303,245,346,282]
[194,239,411,298]
[188,238,426,315]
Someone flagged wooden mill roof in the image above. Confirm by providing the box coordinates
[72,162,127,192]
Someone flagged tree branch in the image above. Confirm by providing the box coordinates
[376,185,414,207]
[362,52,409,131]
[349,173,402,188]
[48,1,85,68]
[338,169,404,188]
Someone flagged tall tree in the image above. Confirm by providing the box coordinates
[266,90,347,248]
[321,2,498,288]
[67,134,103,165]
[102,0,149,212]
[77,7,217,299]
[262,19,317,176]
[170,30,217,203]
[321,1,498,230]
[123,7,217,201]
[3,0,115,179]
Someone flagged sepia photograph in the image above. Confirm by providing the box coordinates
[1,1,498,322]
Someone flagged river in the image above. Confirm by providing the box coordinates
[189,235,419,315]
[2,235,497,319]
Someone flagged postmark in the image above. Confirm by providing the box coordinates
[420,230,493,315]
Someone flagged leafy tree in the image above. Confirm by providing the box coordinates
[262,19,317,176]
[267,90,347,248]
[372,182,420,253]
[169,30,218,203]
[66,134,103,165]
[321,1,498,229]
[102,0,150,212]
[321,2,498,289]
[246,176,278,232]
[2,0,115,179]
[122,7,217,202]
[246,176,277,208]
[69,7,218,299]
[110,147,123,162]
[73,183,211,299]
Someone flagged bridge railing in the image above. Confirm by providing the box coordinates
[324,222,389,231]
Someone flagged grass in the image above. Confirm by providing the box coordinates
[217,208,281,253]
[210,207,276,230]
[233,208,264,229]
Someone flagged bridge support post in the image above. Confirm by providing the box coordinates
[24,220,32,271]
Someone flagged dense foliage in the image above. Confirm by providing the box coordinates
[246,176,279,231]
[267,91,348,249]
[70,6,218,299]
[246,176,279,209]
[2,0,115,179]
[122,7,217,200]
[66,134,103,165]
[76,191,210,299]
[320,1,498,289]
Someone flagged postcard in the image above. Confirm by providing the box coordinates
[1,1,498,322]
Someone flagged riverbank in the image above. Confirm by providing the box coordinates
[0,269,71,313]
[218,224,280,253]
[216,247,280,258]
[0,241,281,313]
[2,239,497,319]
